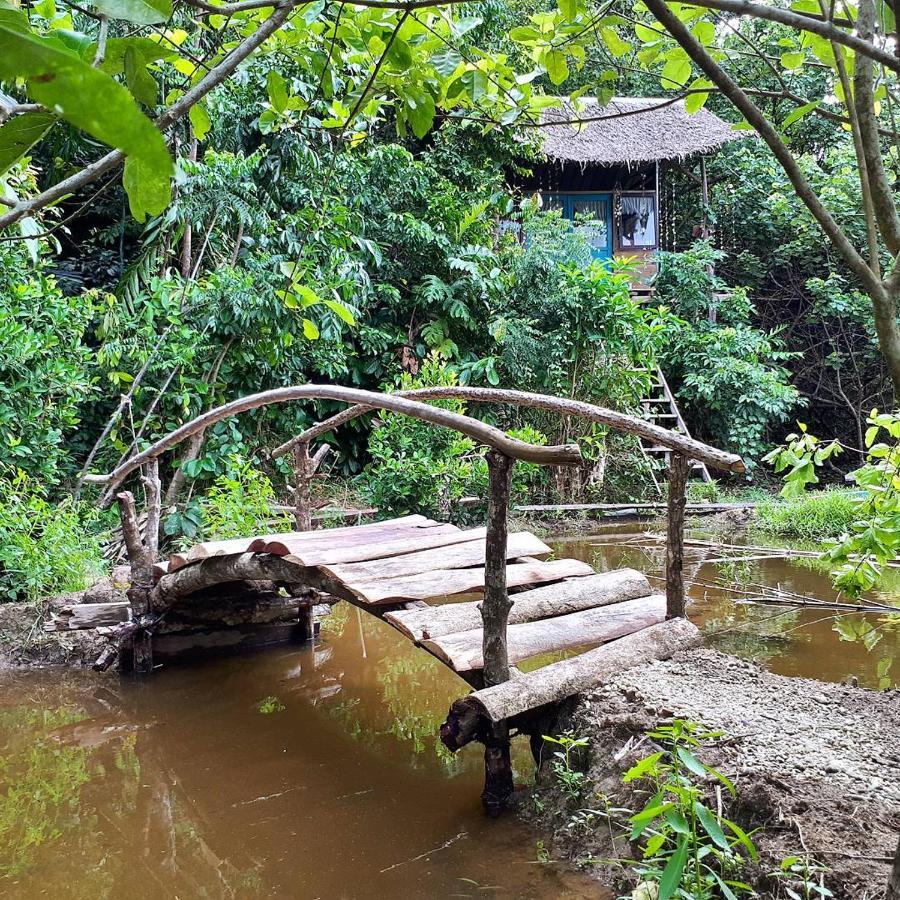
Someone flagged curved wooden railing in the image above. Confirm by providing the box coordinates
[271,386,745,475]
[83,385,583,499]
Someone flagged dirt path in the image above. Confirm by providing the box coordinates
[529,648,900,898]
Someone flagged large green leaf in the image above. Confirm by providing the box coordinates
[92,0,172,26]
[0,111,55,175]
[0,21,173,220]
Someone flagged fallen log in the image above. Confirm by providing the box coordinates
[320,531,550,584]
[424,595,666,672]
[342,558,595,605]
[440,617,703,749]
[154,553,312,605]
[384,568,652,642]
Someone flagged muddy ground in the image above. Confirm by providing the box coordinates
[528,648,899,899]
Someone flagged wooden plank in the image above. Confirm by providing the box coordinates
[46,602,132,631]
[443,617,704,732]
[275,524,465,566]
[384,568,653,642]
[168,515,444,572]
[292,526,487,567]
[423,595,666,672]
[343,558,595,606]
[321,531,550,584]
[259,515,447,556]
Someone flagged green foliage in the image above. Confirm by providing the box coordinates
[765,412,900,595]
[656,243,800,463]
[621,720,758,900]
[0,240,95,483]
[756,490,858,541]
[357,360,492,518]
[769,856,833,900]
[542,731,589,802]
[0,470,105,603]
[194,456,290,541]
[257,696,286,714]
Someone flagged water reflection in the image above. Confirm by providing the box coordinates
[0,619,606,899]
[553,523,900,690]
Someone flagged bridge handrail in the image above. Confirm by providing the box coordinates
[271,386,746,474]
[82,385,582,500]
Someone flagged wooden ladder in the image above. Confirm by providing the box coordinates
[638,365,713,484]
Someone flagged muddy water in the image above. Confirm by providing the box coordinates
[552,522,900,690]
[0,603,606,900]
[3,523,898,898]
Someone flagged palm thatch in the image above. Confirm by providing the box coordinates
[538,96,740,165]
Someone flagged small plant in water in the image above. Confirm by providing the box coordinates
[543,732,589,802]
[535,839,551,863]
[769,856,832,900]
[620,719,758,900]
[257,696,285,714]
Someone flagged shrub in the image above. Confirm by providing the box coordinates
[0,242,95,484]
[756,489,858,541]
[0,470,106,603]
[357,360,547,518]
[195,456,290,540]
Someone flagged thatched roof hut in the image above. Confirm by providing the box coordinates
[537,97,739,166]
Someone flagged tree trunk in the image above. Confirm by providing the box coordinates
[293,443,313,532]
[872,286,900,401]
[666,453,689,619]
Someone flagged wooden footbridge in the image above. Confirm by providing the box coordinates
[78,384,744,812]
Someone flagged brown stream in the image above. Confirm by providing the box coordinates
[1,523,897,897]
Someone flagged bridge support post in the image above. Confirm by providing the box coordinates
[115,459,161,674]
[480,449,515,815]
[666,453,689,619]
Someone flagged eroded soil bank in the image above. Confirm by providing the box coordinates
[528,648,900,899]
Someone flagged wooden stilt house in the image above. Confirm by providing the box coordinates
[512,97,739,284]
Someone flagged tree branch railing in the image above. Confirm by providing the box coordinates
[270,386,745,475]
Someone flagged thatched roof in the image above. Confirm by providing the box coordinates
[538,97,739,165]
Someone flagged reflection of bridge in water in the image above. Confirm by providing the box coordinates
[75,384,743,810]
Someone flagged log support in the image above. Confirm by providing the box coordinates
[666,453,689,619]
[478,449,515,814]
[115,459,162,674]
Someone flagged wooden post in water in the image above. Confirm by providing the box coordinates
[115,459,161,674]
[480,449,515,816]
[665,453,689,619]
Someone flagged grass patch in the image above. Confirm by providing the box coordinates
[755,489,858,540]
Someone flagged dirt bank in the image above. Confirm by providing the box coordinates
[528,648,899,899]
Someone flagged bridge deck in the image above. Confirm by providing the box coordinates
[151,515,677,685]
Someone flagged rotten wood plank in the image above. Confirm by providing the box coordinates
[342,558,595,606]
[423,595,666,672]
[441,617,704,740]
[45,602,132,631]
[320,531,550,584]
[384,568,653,642]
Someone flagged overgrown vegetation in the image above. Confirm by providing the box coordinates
[0,471,105,603]
[756,490,858,542]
